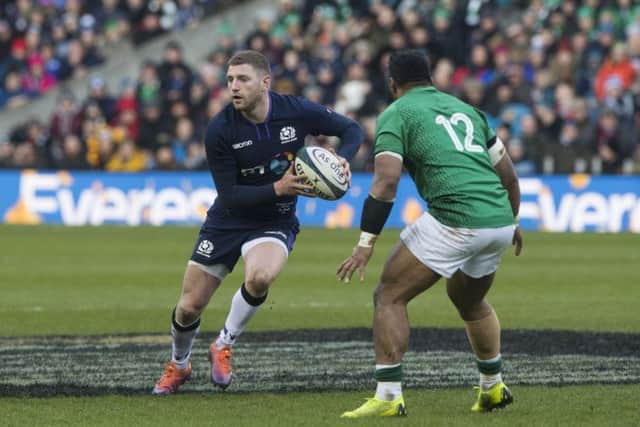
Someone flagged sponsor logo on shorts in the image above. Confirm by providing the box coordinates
[196,240,214,257]
[264,231,287,239]
[275,201,294,214]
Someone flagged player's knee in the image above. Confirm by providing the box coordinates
[245,270,273,296]
[176,301,205,324]
[455,299,492,321]
[373,280,401,307]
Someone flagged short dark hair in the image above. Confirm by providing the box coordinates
[228,50,271,75]
[388,49,432,86]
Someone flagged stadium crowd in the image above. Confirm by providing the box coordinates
[0,0,226,109]
[1,0,639,175]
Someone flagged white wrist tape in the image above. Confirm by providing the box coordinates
[489,137,506,166]
[358,232,378,248]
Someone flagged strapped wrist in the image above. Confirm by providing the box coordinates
[361,194,394,235]
[358,232,378,248]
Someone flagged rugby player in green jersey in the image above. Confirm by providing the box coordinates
[337,49,523,418]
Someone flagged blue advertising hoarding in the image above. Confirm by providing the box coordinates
[1,170,639,232]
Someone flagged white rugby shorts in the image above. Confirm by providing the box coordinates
[400,212,515,279]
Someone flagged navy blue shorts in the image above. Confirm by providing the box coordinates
[189,221,299,277]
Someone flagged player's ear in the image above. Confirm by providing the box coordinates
[389,77,398,98]
[263,73,271,90]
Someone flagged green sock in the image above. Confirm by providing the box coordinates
[374,364,402,382]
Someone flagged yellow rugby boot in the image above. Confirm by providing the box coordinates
[341,396,407,418]
[471,382,513,412]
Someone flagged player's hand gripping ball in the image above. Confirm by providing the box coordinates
[294,146,348,200]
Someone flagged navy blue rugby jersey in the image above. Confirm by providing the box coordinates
[203,92,364,228]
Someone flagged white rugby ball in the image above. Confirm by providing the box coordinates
[294,146,348,200]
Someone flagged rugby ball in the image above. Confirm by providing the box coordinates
[294,146,348,200]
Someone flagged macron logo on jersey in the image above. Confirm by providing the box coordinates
[232,140,253,150]
[279,126,297,144]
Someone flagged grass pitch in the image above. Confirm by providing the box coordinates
[0,225,638,425]
[1,226,638,335]
[3,385,639,427]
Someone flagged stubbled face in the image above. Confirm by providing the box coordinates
[226,63,269,112]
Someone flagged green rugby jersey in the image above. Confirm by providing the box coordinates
[374,86,514,228]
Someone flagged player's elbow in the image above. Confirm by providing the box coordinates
[495,156,519,190]
[338,122,365,155]
[351,121,365,141]
[372,174,400,201]
[502,170,520,194]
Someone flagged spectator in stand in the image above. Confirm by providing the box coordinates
[601,75,635,130]
[183,141,207,170]
[0,71,31,109]
[85,76,117,122]
[136,60,161,105]
[496,122,534,176]
[592,109,630,174]
[58,39,90,80]
[571,98,597,151]
[519,114,544,171]
[2,38,28,80]
[128,0,164,44]
[432,58,455,93]
[171,117,197,167]
[186,77,210,134]
[157,41,193,105]
[21,53,57,95]
[595,42,636,101]
[137,101,171,153]
[6,118,49,169]
[49,91,83,144]
[0,19,12,65]
[11,142,42,169]
[95,0,130,44]
[56,134,91,170]
[106,139,146,171]
[114,78,139,141]
[86,123,124,169]
[154,145,177,170]
[0,140,14,168]
[452,43,495,88]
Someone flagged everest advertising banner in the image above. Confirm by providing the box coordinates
[0,170,639,232]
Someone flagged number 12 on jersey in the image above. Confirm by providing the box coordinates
[435,113,483,153]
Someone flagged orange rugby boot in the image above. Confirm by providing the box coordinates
[209,341,233,389]
[152,360,192,395]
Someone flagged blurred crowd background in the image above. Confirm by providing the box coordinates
[1,0,639,175]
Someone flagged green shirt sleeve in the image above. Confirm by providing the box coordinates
[374,105,405,157]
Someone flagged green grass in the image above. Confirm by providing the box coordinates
[0,226,638,336]
[1,225,639,425]
[2,386,639,427]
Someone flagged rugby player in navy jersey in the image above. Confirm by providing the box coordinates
[153,50,364,395]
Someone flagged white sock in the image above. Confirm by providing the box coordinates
[218,284,265,347]
[375,382,402,401]
[374,364,402,401]
[477,354,503,391]
[480,372,502,391]
[171,318,200,370]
